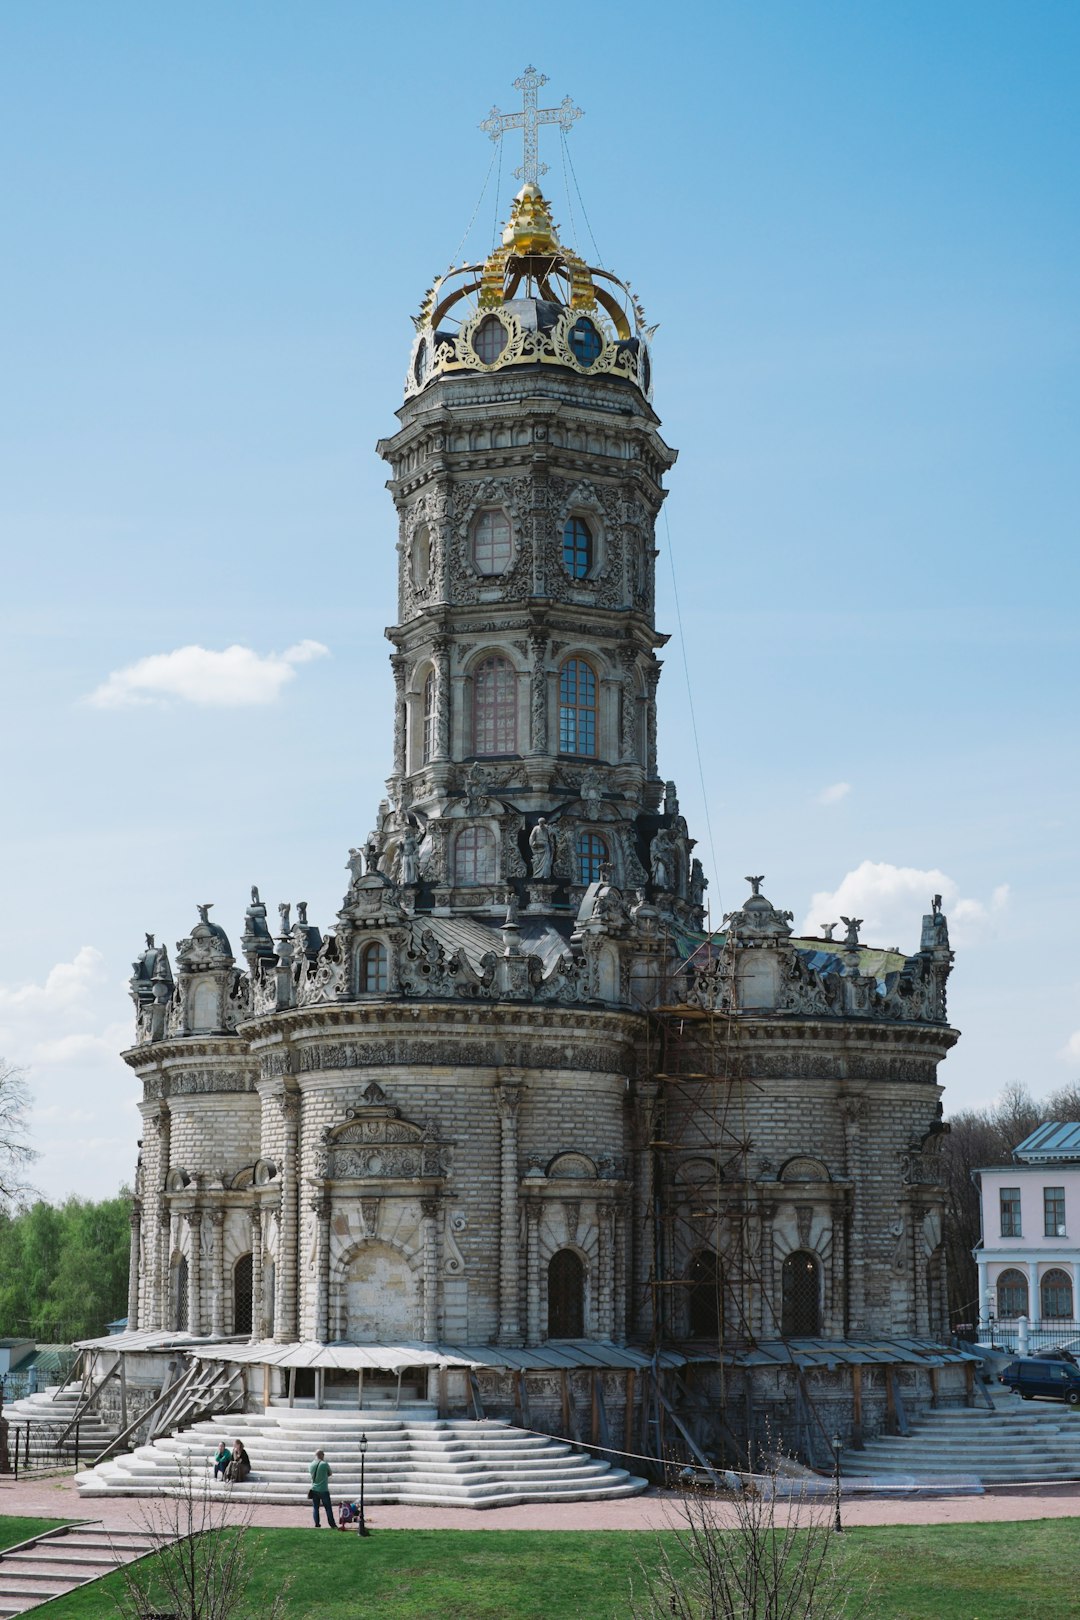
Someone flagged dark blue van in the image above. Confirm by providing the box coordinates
[999,1358,1080,1403]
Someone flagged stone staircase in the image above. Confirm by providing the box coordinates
[840,1386,1080,1486]
[2,1385,120,1464]
[75,1408,648,1507]
[0,1525,161,1617]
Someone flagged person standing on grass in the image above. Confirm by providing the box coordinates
[309,1448,336,1528]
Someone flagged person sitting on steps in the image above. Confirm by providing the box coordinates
[226,1439,250,1482]
[212,1440,231,1481]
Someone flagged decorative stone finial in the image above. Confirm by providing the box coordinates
[197,903,213,924]
[841,916,863,948]
[820,922,836,941]
[746,875,765,897]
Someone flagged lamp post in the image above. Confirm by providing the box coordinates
[831,1432,843,1535]
[357,1432,370,1536]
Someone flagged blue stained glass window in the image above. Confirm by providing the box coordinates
[569,318,602,366]
[562,516,592,578]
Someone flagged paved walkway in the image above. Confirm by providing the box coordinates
[5,1473,1080,1532]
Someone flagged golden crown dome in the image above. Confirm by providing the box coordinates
[405,185,655,401]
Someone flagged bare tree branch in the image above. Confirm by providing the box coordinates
[0,1059,37,1207]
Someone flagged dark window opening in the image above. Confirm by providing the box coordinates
[548,1249,585,1338]
[781,1249,821,1336]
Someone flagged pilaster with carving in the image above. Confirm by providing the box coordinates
[274,1093,300,1342]
[421,1197,440,1341]
[433,637,451,760]
[496,1083,523,1345]
[524,1198,542,1343]
[391,654,407,778]
[185,1210,203,1335]
[250,1206,264,1341]
[311,1193,332,1343]
[841,1095,868,1331]
[645,664,660,781]
[127,1204,141,1331]
[209,1210,225,1336]
[598,1201,615,1338]
[528,632,548,754]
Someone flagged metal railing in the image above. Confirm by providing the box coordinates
[977,1319,1080,1357]
[0,1418,84,1478]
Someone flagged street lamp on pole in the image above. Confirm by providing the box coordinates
[831,1432,843,1535]
[357,1432,370,1537]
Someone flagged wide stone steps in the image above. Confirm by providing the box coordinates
[0,1527,160,1618]
[3,1385,119,1450]
[841,1390,1080,1484]
[75,1410,647,1507]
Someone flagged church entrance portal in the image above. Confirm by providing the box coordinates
[345,1242,420,1342]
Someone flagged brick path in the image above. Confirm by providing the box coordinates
[4,1472,1080,1532]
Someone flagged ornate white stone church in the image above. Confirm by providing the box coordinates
[115,76,968,1464]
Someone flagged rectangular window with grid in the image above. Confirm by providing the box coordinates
[1044,1186,1067,1237]
[1000,1187,1022,1238]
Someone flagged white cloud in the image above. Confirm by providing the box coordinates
[815,782,851,806]
[0,949,136,1200]
[800,861,1009,950]
[1059,1031,1080,1065]
[84,639,330,709]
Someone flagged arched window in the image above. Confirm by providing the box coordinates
[422,671,436,764]
[548,1249,585,1338]
[454,826,496,886]
[471,509,512,575]
[997,1268,1029,1319]
[359,941,388,994]
[472,655,517,755]
[472,315,508,365]
[687,1251,723,1339]
[577,832,609,886]
[781,1250,821,1337]
[559,658,598,756]
[1042,1268,1073,1320]
[233,1252,253,1337]
[562,516,593,579]
[173,1256,189,1333]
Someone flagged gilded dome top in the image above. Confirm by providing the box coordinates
[405,184,655,402]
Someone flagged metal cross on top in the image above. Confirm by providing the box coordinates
[480,66,583,186]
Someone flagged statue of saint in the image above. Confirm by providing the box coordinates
[529,818,554,879]
[399,828,419,885]
[650,828,673,890]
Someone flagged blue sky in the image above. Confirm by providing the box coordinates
[1,1,1077,1198]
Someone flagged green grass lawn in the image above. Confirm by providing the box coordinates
[0,1516,70,1552]
[18,1519,1080,1619]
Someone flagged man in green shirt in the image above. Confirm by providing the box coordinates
[308,1449,336,1528]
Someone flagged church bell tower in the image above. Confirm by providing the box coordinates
[374,144,696,920]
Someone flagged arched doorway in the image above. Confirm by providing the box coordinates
[547,1249,585,1338]
[1041,1268,1073,1320]
[781,1250,821,1336]
[233,1252,253,1336]
[345,1242,420,1342]
[686,1251,723,1339]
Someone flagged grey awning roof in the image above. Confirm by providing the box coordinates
[1013,1121,1080,1162]
[731,1337,979,1370]
[184,1338,685,1373]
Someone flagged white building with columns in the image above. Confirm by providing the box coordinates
[975,1122,1080,1350]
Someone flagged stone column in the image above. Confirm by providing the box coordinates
[433,638,451,760]
[274,1093,300,1342]
[525,1199,541,1343]
[421,1198,440,1342]
[127,1204,141,1331]
[157,1198,170,1331]
[391,654,407,778]
[250,1206,264,1342]
[619,649,638,764]
[976,1254,990,1335]
[598,1202,615,1339]
[841,1096,868,1330]
[613,1199,628,1346]
[311,1194,332,1344]
[209,1210,224,1336]
[186,1211,203,1335]
[632,1080,658,1338]
[496,1083,523,1345]
[528,632,548,754]
[645,666,660,781]
[1027,1260,1041,1324]
[1071,1262,1080,1330]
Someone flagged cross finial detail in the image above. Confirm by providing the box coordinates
[480,66,583,186]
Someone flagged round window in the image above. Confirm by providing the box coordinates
[569,318,602,367]
[473,316,508,366]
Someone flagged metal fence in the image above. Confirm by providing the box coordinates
[0,1419,85,1478]
[978,1320,1080,1357]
